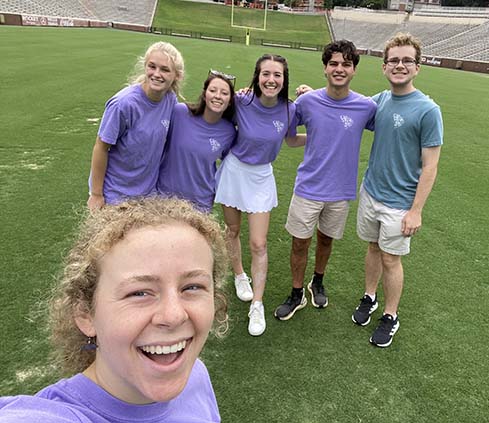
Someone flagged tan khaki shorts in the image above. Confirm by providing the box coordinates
[285,193,350,239]
[356,185,410,256]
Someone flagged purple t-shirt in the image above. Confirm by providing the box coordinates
[157,103,236,212]
[230,93,297,165]
[294,88,376,202]
[90,84,177,204]
[0,359,220,422]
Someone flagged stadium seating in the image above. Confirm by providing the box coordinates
[400,21,475,48]
[329,7,489,62]
[0,0,93,19]
[424,21,489,61]
[413,5,489,19]
[0,0,158,25]
[330,17,398,50]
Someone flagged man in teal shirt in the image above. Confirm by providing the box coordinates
[352,33,443,347]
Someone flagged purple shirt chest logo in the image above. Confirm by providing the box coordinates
[273,120,285,133]
[340,115,354,129]
[161,119,170,130]
[209,138,221,152]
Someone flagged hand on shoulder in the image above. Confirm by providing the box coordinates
[295,85,313,97]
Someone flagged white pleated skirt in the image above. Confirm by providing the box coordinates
[215,153,278,213]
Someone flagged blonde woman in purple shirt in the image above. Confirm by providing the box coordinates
[0,198,227,422]
[87,42,184,211]
[215,54,304,336]
[157,72,237,212]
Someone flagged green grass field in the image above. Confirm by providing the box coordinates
[1,25,489,422]
[152,0,330,46]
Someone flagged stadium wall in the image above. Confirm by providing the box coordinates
[0,13,21,25]
[0,12,149,32]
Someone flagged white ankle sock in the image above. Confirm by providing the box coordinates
[365,293,376,302]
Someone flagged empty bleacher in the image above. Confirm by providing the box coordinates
[424,21,489,61]
[400,21,475,48]
[413,5,489,19]
[0,0,94,20]
[331,18,399,50]
[0,0,158,26]
[329,7,489,62]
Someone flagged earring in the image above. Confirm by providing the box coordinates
[81,336,97,351]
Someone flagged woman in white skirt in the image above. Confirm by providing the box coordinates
[215,54,305,336]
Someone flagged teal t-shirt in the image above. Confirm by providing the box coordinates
[363,89,443,210]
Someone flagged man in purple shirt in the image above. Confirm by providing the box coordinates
[275,40,376,321]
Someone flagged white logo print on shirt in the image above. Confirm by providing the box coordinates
[209,138,221,152]
[161,120,170,130]
[393,113,404,128]
[273,120,285,133]
[340,115,353,129]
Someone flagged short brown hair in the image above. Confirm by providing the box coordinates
[384,32,422,64]
[322,39,360,68]
[49,197,228,375]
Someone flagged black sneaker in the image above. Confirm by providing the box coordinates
[307,278,328,308]
[352,294,378,326]
[370,314,400,348]
[274,289,307,321]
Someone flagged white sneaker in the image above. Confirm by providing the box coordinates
[234,274,253,302]
[248,301,266,336]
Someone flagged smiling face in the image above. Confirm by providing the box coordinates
[383,45,420,94]
[258,59,285,102]
[204,77,232,117]
[75,224,215,404]
[142,51,178,100]
[324,52,356,92]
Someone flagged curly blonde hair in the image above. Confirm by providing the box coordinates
[49,197,228,375]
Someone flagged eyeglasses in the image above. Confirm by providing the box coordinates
[384,57,418,67]
[208,69,236,87]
